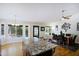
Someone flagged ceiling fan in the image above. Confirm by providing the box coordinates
[61,10,72,20]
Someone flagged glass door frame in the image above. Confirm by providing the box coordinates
[33,26,39,38]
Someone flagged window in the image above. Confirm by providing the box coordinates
[1,24,4,35]
[25,26,28,37]
[16,25,23,37]
[8,25,16,36]
[8,24,23,37]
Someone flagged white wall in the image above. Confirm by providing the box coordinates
[47,13,79,35]
[0,20,46,44]
[0,20,46,56]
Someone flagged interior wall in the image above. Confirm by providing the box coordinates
[47,13,79,35]
[0,20,46,56]
[0,20,46,43]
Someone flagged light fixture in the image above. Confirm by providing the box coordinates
[12,15,20,26]
[61,10,72,20]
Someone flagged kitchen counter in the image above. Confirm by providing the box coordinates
[26,42,58,56]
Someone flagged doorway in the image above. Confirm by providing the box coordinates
[33,26,39,38]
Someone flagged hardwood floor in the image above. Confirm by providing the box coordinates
[1,42,24,56]
[1,42,79,56]
[53,46,79,56]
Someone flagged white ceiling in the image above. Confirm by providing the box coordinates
[0,3,79,23]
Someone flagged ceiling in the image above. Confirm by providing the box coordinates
[0,3,79,23]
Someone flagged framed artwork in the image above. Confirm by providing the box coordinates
[45,26,51,35]
[62,22,71,32]
[45,26,49,32]
[55,25,58,31]
[77,22,79,31]
[41,27,45,31]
